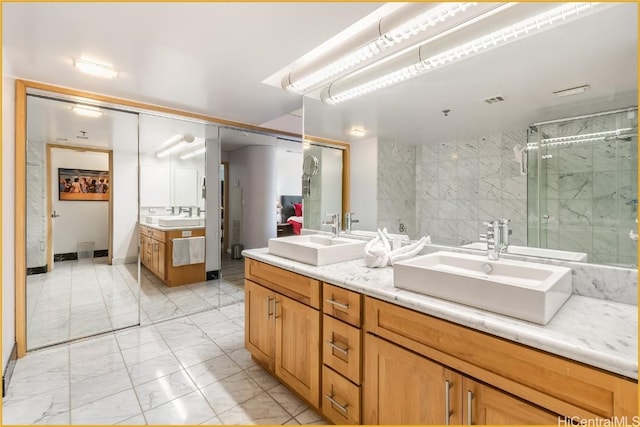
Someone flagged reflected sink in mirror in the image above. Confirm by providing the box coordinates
[393,251,572,325]
[268,234,366,266]
[145,215,204,227]
[462,242,588,262]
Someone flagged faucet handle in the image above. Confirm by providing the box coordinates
[498,218,511,225]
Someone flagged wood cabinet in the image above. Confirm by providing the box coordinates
[321,283,363,425]
[364,296,638,423]
[364,334,557,425]
[139,224,205,286]
[244,259,637,425]
[245,259,322,408]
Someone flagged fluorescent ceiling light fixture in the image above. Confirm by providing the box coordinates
[74,58,118,78]
[72,105,103,118]
[179,142,207,160]
[282,2,506,95]
[322,3,602,105]
[349,127,366,137]
[527,127,634,149]
[553,84,590,98]
[156,134,196,158]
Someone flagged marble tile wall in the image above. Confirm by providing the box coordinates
[414,130,528,245]
[26,139,47,269]
[377,140,417,238]
[528,111,638,266]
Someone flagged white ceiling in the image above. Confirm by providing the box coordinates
[5,2,638,146]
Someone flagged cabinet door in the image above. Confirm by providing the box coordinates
[156,241,165,279]
[245,281,275,369]
[363,334,462,425]
[463,377,558,425]
[140,235,147,267]
[275,294,321,408]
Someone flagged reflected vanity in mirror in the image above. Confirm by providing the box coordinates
[302,2,638,269]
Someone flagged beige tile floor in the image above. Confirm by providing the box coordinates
[4,300,326,425]
[26,254,245,350]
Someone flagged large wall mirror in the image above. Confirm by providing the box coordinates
[302,2,637,269]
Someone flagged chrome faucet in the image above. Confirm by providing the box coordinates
[322,213,341,237]
[179,206,194,217]
[479,219,511,260]
[344,212,359,233]
[197,207,205,217]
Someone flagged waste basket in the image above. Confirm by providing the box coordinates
[231,244,244,260]
[77,241,95,260]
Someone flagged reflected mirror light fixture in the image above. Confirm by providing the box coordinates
[74,58,118,78]
[321,2,603,105]
[282,2,510,95]
[156,134,196,158]
[349,127,366,137]
[553,84,590,98]
[72,104,103,118]
[179,140,207,160]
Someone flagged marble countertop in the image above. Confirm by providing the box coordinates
[140,222,205,232]
[244,248,638,380]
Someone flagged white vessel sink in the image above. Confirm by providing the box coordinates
[153,216,203,227]
[393,251,572,324]
[268,234,366,266]
[462,242,587,262]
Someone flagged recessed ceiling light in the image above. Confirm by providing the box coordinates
[74,58,118,78]
[349,127,366,137]
[72,105,103,118]
[553,85,590,98]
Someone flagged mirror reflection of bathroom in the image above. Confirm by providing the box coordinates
[302,142,343,232]
[25,93,140,350]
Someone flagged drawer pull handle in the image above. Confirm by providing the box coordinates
[326,340,349,355]
[266,296,272,320]
[324,393,348,414]
[325,298,349,310]
[467,390,473,425]
[444,380,452,425]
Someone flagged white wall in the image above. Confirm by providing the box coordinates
[229,144,277,249]
[321,147,343,220]
[350,138,378,231]
[111,112,139,264]
[276,139,302,197]
[50,149,109,254]
[3,74,16,373]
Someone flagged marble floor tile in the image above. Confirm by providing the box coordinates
[244,365,280,391]
[226,347,256,370]
[143,390,216,425]
[199,319,243,339]
[115,325,162,350]
[199,371,263,414]
[2,386,70,425]
[295,407,327,424]
[134,369,198,411]
[172,340,225,368]
[267,384,309,417]
[117,414,147,425]
[71,350,126,383]
[70,367,134,409]
[217,391,291,425]
[128,352,184,386]
[5,364,69,401]
[121,339,172,366]
[200,415,223,425]
[185,354,243,389]
[70,334,120,363]
[71,388,142,425]
[214,330,245,353]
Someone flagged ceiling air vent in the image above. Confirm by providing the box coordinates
[483,95,506,104]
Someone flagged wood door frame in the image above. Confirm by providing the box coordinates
[46,144,114,271]
[14,79,349,357]
[221,161,229,254]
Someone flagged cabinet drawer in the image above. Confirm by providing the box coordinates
[322,366,361,425]
[364,297,638,419]
[246,259,321,308]
[150,229,166,243]
[323,314,361,384]
[323,283,361,327]
[139,225,150,237]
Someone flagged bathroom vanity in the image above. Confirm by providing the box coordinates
[243,248,637,425]
[139,223,205,286]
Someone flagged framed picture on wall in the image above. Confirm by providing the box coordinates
[58,168,110,201]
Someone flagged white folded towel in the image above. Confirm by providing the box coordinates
[364,228,430,268]
[189,236,205,264]
[172,238,190,266]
